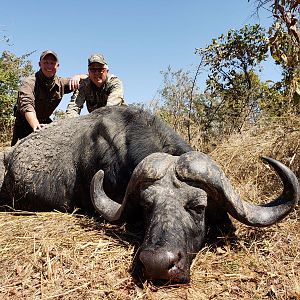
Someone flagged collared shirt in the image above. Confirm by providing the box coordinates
[17,70,72,122]
[65,74,125,117]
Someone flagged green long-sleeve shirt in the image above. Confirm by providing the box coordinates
[65,74,125,117]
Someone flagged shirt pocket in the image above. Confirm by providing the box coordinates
[50,90,61,102]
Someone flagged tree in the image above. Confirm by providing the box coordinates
[253,0,300,46]
[158,66,204,147]
[158,25,285,149]
[195,24,273,134]
[252,0,300,112]
[0,50,34,142]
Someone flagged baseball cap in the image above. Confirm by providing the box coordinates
[88,53,108,68]
[40,50,59,62]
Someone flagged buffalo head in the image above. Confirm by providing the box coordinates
[90,151,299,283]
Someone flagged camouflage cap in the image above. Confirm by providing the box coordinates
[88,53,108,68]
[40,50,59,62]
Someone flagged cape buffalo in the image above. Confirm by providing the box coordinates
[0,106,299,283]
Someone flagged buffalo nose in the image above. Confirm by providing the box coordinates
[139,249,188,282]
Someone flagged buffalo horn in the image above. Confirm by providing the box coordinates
[175,151,299,227]
[90,170,124,222]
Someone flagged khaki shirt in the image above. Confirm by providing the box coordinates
[65,74,124,117]
[17,70,72,122]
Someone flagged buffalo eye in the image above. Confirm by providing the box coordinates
[143,198,154,211]
[185,201,205,215]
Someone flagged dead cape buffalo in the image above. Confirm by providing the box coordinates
[0,106,299,283]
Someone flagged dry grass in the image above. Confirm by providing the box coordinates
[0,212,299,299]
[209,116,300,205]
[0,116,299,299]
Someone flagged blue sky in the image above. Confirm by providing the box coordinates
[1,1,281,112]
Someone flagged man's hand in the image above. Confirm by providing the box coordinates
[69,74,88,90]
[33,124,48,132]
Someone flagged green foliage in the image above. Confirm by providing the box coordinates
[156,66,209,148]
[268,23,300,110]
[0,51,34,142]
[158,3,300,150]
[159,66,195,130]
[52,109,66,121]
[253,0,300,112]
[196,24,268,89]
[255,0,300,46]
[195,25,272,133]
[157,24,291,150]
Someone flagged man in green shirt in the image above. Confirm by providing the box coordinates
[65,53,125,117]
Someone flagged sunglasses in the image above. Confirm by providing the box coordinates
[89,68,106,73]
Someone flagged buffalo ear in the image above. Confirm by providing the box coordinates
[205,196,236,235]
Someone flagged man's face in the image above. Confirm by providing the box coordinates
[88,62,108,87]
[39,54,59,78]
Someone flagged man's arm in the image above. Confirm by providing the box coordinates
[65,88,85,117]
[24,111,47,131]
[18,78,45,131]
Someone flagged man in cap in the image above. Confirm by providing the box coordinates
[11,50,84,146]
[65,53,125,117]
